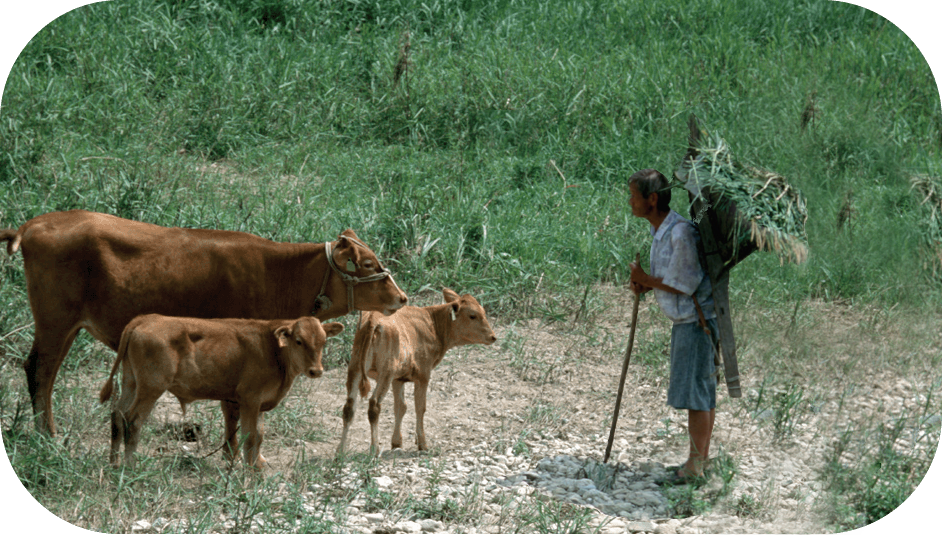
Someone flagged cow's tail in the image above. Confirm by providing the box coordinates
[99,325,133,404]
[0,228,22,256]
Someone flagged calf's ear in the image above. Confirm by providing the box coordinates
[323,322,345,338]
[443,288,460,303]
[274,325,291,348]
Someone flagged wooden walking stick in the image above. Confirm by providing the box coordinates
[604,252,642,463]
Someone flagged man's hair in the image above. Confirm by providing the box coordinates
[629,168,672,211]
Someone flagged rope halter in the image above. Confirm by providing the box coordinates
[313,236,398,316]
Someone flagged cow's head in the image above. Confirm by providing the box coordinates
[442,288,498,347]
[275,318,344,379]
[320,229,408,318]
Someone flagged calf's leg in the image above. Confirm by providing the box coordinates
[239,403,265,469]
[121,389,160,469]
[391,380,407,449]
[221,400,241,464]
[337,388,358,455]
[109,371,137,466]
[367,375,393,455]
[413,378,430,451]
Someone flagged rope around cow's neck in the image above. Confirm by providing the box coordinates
[314,237,394,316]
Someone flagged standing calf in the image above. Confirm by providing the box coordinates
[337,288,497,455]
[100,314,343,468]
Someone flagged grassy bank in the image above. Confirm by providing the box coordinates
[2,0,940,313]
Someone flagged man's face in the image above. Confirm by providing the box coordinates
[628,181,656,218]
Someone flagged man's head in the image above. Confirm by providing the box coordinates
[628,169,671,221]
[628,169,672,214]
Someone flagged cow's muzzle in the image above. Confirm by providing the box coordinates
[308,368,323,379]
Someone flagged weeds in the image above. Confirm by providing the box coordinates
[748,378,809,441]
[665,483,709,518]
[822,414,937,530]
[511,494,595,534]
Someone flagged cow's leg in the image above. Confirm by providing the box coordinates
[23,322,81,436]
[239,403,265,469]
[391,380,407,450]
[413,378,430,451]
[220,400,241,464]
[367,376,392,455]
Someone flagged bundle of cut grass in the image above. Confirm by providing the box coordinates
[676,120,809,267]
[910,174,942,276]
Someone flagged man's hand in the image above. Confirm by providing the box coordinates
[629,260,651,295]
[629,259,685,296]
[629,281,649,295]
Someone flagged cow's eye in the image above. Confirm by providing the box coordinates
[296,339,302,346]
[469,315,477,320]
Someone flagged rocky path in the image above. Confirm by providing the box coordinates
[130,293,940,534]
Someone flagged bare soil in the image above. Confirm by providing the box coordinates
[10,286,940,533]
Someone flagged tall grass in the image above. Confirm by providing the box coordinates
[1,0,941,532]
[2,0,940,317]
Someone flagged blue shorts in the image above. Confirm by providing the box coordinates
[667,319,718,411]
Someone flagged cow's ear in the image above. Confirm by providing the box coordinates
[443,288,460,303]
[450,302,459,321]
[323,322,344,338]
[274,325,291,348]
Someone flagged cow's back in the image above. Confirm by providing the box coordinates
[16,210,311,349]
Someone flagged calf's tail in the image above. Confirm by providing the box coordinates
[99,325,133,403]
[0,228,21,256]
[351,320,376,399]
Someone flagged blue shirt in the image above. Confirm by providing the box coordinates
[649,210,715,324]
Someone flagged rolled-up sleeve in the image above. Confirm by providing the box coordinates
[661,223,703,296]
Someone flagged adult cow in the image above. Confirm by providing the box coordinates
[0,209,408,435]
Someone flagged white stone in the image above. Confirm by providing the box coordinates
[396,520,422,533]
[654,519,682,534]
[420,519,445,532]
[627,520,656,533]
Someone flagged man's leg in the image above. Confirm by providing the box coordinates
[684,408,715,476]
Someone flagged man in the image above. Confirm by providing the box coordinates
[627,168,717,484]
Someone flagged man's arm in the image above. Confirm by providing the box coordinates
[629,261,685,295]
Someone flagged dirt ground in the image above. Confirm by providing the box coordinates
[134,285,941,533]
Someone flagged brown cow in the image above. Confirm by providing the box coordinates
[0,210,407,435]
[99,314,344,468]
[337,288,497,455]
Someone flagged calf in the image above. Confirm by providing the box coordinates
[100,314,343,468]
[337,288,497,455]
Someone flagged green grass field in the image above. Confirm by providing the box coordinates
[1,0,940,532]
